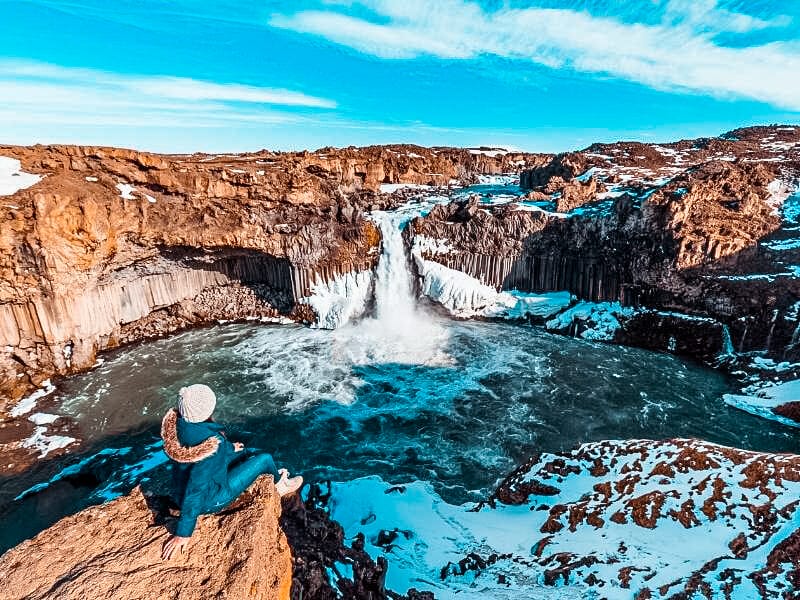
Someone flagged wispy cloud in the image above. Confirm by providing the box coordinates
[270,0,800,110]
[0,60,337,131]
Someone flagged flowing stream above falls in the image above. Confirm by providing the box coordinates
[3,192,800,553]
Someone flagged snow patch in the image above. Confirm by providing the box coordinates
[0,156,43,196]
[724,379,800,428]
[379,183,431,194]
[476,174,516,186]
[468,148,508,157]
[766,179,795,215]
[21,427,76,458]
[412,235,452,255]
[416,258,570,320]
[28,412,59,425]
[546,302,634,341]
[116,182,137,200]
[84,176,98,182]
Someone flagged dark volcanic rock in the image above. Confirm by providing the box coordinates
[280,481,434,600]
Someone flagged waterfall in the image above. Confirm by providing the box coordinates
[371,210,420,326]
[317,208,450,366]
[765,309,779,352]
[720,325,735,357]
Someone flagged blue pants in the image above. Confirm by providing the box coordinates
[211,450,280,511]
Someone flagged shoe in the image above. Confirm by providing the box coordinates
[276,475,303,497]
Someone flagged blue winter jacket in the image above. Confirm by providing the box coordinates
[160,408,238,537]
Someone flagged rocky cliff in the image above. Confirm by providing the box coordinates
[410,125,800,361]
[0,475,292,600]
[0,469,438,600]
[0,143,546,413]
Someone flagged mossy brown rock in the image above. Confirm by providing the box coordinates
[0,476,291,600]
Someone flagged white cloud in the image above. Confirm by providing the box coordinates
[662,0,791,34]
[0,60,337,133]
[270,0,800,110]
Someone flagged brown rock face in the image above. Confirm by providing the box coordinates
[0,143,545,414]
[411,125,800,360]
[0,476,292,600]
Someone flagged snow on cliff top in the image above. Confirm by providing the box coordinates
[0,156,43,196]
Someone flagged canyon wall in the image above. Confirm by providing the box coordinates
[0,144,547,408]
[411,126,800,360]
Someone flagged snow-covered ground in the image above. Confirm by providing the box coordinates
[330,477,588,599]
[379,183,432,194]
[724,378,800,429]
[329,439,800,599]
[476,173,517,185]
[0,156,43,196]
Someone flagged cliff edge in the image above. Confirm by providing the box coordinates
[0,475,292,600]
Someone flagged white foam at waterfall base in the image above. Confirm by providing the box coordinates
[240,209,457,412]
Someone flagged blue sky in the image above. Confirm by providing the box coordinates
[1,0,798,153]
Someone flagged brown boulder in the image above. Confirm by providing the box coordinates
[0,476,292,600]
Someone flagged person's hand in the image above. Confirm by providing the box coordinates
[162,535,190,560]
[233,442,245,452]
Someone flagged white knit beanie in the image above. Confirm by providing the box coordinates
[177,384,217,423]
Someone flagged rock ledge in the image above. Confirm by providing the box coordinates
[0,475,292,600]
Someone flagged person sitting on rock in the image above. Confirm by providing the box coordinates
[160,383,302,559]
